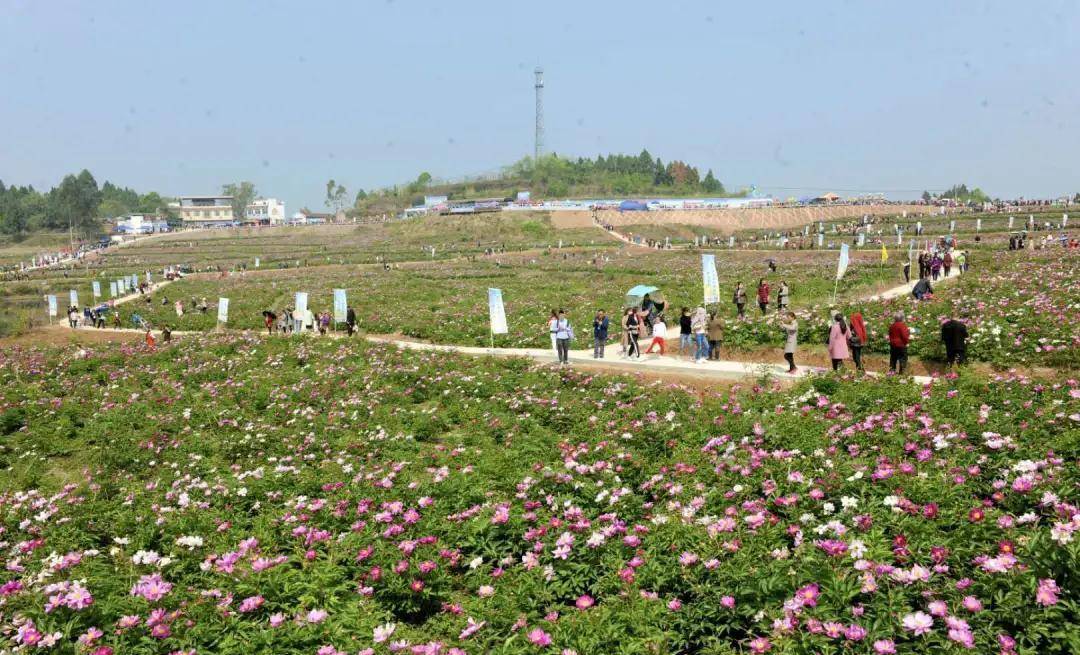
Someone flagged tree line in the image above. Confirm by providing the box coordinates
[0,170,173,239]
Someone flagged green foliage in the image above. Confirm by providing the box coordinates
[222,181,257,222]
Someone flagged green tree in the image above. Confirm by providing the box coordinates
[222,181,257,222]
[325,179,348,212]
[52,170,103,244]
[0,194,29,236]
[702,170,724,194]
[921,191,933,202]
[354,189,368,204]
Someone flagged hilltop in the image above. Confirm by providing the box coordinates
[350,150,746,215]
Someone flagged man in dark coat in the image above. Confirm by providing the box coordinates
[940,316,969,365]
[346,307,357,336]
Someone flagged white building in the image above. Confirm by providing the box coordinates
[248,198,286,224]
[115,214,169,234]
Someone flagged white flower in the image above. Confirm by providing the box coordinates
[822,502,835,515]
[840,496,859,510]
[174,535,204,550]
[468,557,484,569]
[883,495,900,507]
[373,623,396,643]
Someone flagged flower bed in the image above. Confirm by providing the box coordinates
[0,336,1076,653]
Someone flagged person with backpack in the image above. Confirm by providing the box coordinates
[827,312,851,371]
[553,309,573,365]
[592,309,609,359]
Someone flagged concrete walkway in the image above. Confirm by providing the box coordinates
[68,256,948,385]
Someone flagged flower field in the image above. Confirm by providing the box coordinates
[113,249,901,347]
[846,250,1080,368]
[0,334,1077,654]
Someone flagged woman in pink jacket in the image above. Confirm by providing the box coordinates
[827,313,850,371]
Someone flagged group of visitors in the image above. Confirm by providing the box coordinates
[67,305,112,329]
[731,279,790,317]
[263,306,357,336]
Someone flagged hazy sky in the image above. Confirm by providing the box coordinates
[2,1,1079,209]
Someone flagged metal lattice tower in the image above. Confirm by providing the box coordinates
[534,67,544,159]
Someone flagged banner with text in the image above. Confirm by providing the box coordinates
[333,289,347,323]
[701,254,720,304]
[217,298,230,323]
[295,292,308,315]
[487,288,508,335]
[69,289,78,306]
[47,295,57,317]
[836,243,850,281]
[92,281,101,298]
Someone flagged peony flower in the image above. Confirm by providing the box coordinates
[1035,578,1060,606]
[902,611,934,636]
[527,628,552,647]
[748,636,772,653]
[873,639,896,654]
[575,595,594,610]
[373,622,396,643]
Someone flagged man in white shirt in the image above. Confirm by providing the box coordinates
[554,310,573,364]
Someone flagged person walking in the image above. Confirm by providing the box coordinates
[943,251,953,277]
[68,306,79,329]
[304,307,315,332]
[941,314,969,365]
[733,283,747,317]
[888,311,911,374]
[346,307,357,336]
[263,310,276,335]
[848,311,867,371]
[776,281,790,312]
[827,313,850,371]
[779,311,798,373]
[691,306,709,362]
[955,250,967,274]
[318,310,331,335]
[930,255,942,281]
[175,300,184,318]
[553,309,573,365]
[756,278,770,314]
[644,314,667,356]
[547,309,559,355]
[902,259,911,283]
[592,309,609,359]
[678,307,693,358]
[624,307,641,359]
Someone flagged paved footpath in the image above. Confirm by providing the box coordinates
[66,257,965,386]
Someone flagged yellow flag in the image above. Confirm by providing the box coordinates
[880,242,889,263]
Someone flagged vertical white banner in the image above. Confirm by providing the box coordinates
[47,295,58,317]
[217,298,230,323]
[255,257,260,268]
[295,292,308,314]
[857,232,866,247]
[701,254,720,304]
[1063,214,1069,228]
[132,274,139,287]
[897,231,903,245]
[836,243,850,281]
[728,235,735,248]
[69,289,78,306]
[333,289,347,323]
[949,220,955,233]
[1008,216,1014,228]
[976,218,981,232]
[146,271,152,284]
[916,221,922,234]
[110,282,118,297]
[902,211,907,218]
[487,288,508,335]
[92,281,101,298]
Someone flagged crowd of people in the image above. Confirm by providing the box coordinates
[260,306,358,336]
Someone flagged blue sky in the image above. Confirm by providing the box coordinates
[2,1,1079,210]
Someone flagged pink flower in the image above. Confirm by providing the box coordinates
[373,623,396,643]
[748,636,771,653]
[574,595,594,610]
[238,595,265,613]
[961,596,982,613]
[527,628,552,647]
[948,627,975,648]
[268,613,286,628]
[720,595,736,609]
[306,609,328,624]
[928,600,948,617]
[667,598,682,611]
[902,611,934,636]
[873,639,896,654]
[845,624,867,641]
[1035,578,1060,606]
